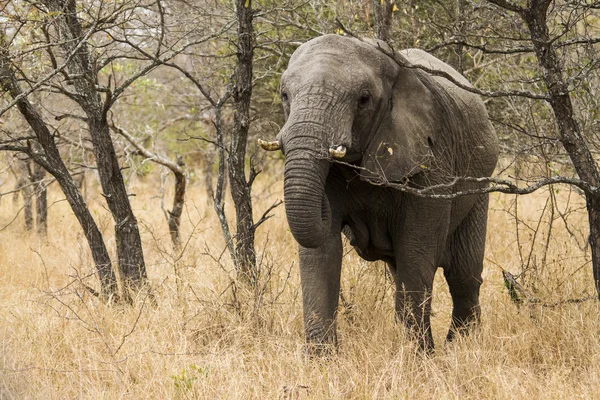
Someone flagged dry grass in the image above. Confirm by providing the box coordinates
[1,172,599,399]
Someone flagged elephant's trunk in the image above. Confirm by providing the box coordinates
[282,127,332,249]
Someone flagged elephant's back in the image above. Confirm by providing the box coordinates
[400,49,473,88]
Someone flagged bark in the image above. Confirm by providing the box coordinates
[168,155,186,251]
[17,160,34,230]
[0,47,118,300]
[17,151,48,235]
[213,101,237,267]
[229,0,257,284]
[588,196,600,297]
[89,118,147,293]
[518,0,600,299]
[33,162,48,237]
[202,149,215,208]
[43,0,147,294]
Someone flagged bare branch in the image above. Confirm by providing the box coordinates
[331,159,595,198]
[0,19,99,117]
[0,144,28,153]
[375,44,549,100]
[486,0,524,13]
[109,122,183,175]
[252,199,283,232]
[426,40,534,55]
[108,21,236,107]
[333,19,547,100]
[503,270,595,307]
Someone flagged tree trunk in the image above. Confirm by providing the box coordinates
[18,160,34,231]
[587,196,600,297]
[202,149,215,208]
[372,0,394,41]
[213,102,237,267]
[89,117,147,295]
[168,156,186,252]
[33,162,48,237]
[229,0,257,284]
[111,123,187,254]
[43,0,148,296]
[521,0,600,299]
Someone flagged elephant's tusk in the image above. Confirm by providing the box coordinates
[258,139,281,151]
[329,145,347,159]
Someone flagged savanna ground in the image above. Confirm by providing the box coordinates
[1,167,599,399]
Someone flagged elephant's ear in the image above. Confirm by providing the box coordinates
[360,55,438,183]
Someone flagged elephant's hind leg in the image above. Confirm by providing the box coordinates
[442,194,489,342]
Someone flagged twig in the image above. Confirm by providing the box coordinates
[251,199,283,231]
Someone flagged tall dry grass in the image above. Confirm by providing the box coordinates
[1,171,599,399]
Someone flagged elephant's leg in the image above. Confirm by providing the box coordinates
[299,231,343,354]
[393,197,451,351]
[395,260,437,351]
[443,195,489,342]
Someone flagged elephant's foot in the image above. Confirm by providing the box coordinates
[395,289,435,352]
[304,322,338,357]
[445,306,481,342]
[403,323,434,353]
[396,309,435,352]
[303,340,337,358]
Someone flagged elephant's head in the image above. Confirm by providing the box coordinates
[262,35,441,248]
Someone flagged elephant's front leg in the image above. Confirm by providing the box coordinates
[298,231,343,354]
[394,199,450,351]
[395,260,437,351]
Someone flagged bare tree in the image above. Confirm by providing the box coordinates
[484,0,600,298]
[14,158,34,231]
[128,0,285,285]
[10,150,48,235]
[0,39,119,299]
[40,0,148,294]
[229,0,259,283]
[1,0,193,299]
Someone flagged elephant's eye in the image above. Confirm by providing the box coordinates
[281,91,288,102]
[358,92,371,107]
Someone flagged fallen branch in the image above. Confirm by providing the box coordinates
[502,270,595,308]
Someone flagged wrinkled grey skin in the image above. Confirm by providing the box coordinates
[276,35,499,351]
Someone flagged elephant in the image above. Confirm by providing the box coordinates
[259,34,499,352]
